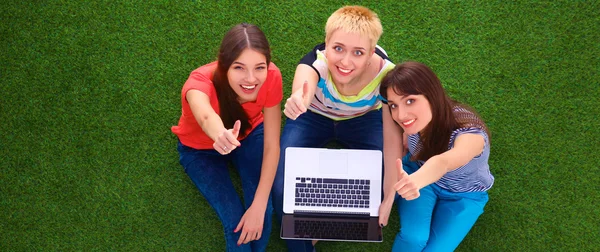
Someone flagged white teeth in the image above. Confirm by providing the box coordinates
[241,85,256,90]
[338,67,351,73]
[402,119,415,125]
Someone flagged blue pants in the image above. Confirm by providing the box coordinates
[177,123,272,252]
[272,110,384,252]
[393,155,489,252]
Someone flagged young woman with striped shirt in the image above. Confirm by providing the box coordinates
[378,61,495,252]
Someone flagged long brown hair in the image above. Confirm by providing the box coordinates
[380,61,490,161]
[212,23,271,137]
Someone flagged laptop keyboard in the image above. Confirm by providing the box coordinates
[294,219,369,240]
[294,177,371,208]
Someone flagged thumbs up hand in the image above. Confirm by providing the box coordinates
[393,158,420,200]
[213,120,242,155]
[284,81,309,120]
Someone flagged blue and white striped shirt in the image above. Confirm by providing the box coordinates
[407,108,494,192]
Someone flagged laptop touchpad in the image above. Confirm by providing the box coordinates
[319,151,348,174]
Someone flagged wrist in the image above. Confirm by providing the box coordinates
[250,195,269,211]
[250,202,267,212]
[382,194,395,205]
[409,173,426,190]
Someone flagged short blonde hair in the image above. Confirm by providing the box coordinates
[325,6,383,49]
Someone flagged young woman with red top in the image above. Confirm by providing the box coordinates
[171,23,282,252]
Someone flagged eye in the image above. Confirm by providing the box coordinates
[353,50,364,56]
[334,46,343,52]
[389,103,397,109]
[233,65,243,70]
[256,66,266,71]
[406,99,415,105]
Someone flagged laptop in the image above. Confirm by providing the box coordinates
[280,147,383,242]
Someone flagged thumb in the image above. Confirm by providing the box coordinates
[396,158,407,180]
[232,120,241,137]
[301,80,309,99]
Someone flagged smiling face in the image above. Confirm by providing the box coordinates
[324,29,374,86]
[226,48,268,103]
[386,87,432,135]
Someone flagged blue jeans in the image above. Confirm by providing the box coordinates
[272,110,383,252]
[392,155,489,252]
[177,123,273,252]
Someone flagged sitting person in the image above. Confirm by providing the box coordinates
[378,61,495,251]
[271,5,398,252]
[171,23,282,251]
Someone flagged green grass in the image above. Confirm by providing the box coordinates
[1,0,598,251]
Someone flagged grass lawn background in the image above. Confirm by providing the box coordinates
[1,0,598,251]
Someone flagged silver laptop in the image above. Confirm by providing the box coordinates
[280,147,383,242]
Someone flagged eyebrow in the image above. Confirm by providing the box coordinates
[332,42,366,51]
[232,61,267,66]
[391,94,411,102]
[386,95,405,102]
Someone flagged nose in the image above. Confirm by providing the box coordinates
[246,70,257,82]
[396,107,408,121]
[340,52,350,66]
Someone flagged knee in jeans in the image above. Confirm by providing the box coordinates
[398,229,429,250]
[218,211,245,234]
[222,221,238,234]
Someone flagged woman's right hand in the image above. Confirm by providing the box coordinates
[283,81,309,120]
[212,120,241,155]
[234,203,266,245]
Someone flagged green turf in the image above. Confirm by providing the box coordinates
[1,0,598,251]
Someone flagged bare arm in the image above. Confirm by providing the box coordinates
[234,104,282,244]
[382,104,403,204]
[410,133,485,189]
[284,64,319,119]
[187,90,226,141]
[187,89,241,153]
[251,104,282,209]
[291,64,319,105]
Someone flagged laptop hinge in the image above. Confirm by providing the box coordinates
[293,210,370,218]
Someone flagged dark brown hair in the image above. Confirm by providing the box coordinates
[212,23,271,137]
[380,61,490,161]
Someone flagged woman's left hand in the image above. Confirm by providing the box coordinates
[393,158,421,200]
[378,198,394,227]
[234,204,265,246]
